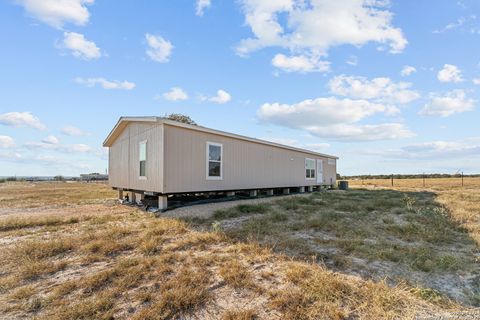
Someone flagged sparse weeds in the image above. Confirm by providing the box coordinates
[402,194,416,211]
[0,215,84,232]
[133,266,212,320]
[222,308,257,320]
[0,181,476,318]
[219,260,255,290]
[272,262,417,320]
[411,287,452,305]
[212,220,223,232]
[50,289,117,320]
[0,181,116,209]
[9,285,36,300]
[204,185,479,305]
[213,203,271,220]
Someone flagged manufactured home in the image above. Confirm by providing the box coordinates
[103,117,338,209]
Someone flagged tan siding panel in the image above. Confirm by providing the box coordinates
[108,126,130,188]
[164,125,337,193]
[108,122,163,193]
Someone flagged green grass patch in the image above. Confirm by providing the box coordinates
[213,203,271,220]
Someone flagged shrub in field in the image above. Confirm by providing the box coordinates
[402,195,416,211]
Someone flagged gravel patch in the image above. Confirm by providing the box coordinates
[160,193,310,219]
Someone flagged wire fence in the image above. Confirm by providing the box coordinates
[346,176,480,189]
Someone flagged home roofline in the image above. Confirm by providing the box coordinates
[103,116,339,159]
[103,116,159,147]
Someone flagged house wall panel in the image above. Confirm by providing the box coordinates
[163,125,337,193]
[108,122,163,193]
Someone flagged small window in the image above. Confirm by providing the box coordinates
[305,158,316,179]
[207,142,222,179]
[139,141,147,177]
[328,158,336,165]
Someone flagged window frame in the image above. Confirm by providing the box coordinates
[139,140,147,180]
[206,141,223,180]
[305,158,316,180]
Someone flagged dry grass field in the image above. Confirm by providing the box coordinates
[348,177,480,247]
[0,180,478,319]
[188,178,480,308]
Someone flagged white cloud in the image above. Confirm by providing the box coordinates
[42,135,59,144]
[64,144,91,153]
[260,137,299,147]
[0,112,47,130]
[24,141,92,153]
[17,0,94,28]
[61,125,89,136]
[0,136,15,148]
[437,64,463,83]
[271,54,330,73]
[306,123,414,141]
[145,33,173,63]
[345,55,358,66]
[420,90,475,117]
[25,154,93,171]
[208,89,231,104]
[259,98,385,126]
[260,137,330,151]
[401,65,416,77]
[257,96,413,141]
[59,32,101,60]
[473,78,480,85]
[375,140,480,160]
[162,87,188,101]
[196,0,211,16]
[23,141,56,150]
[433,15,480,35]
[305,142,331,151]
[434,17,467,34]
[0,151,22,161]
[328,75,420,104]
[75,77,135,90]
[236,0,407,70]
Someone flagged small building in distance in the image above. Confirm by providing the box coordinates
[80,173,109,182]
[103,117,338,210]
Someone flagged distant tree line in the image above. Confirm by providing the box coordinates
[0,177,24,183]
[0,176,73,183]
[339,173,480,180]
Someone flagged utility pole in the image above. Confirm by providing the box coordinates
[462,171,464,187]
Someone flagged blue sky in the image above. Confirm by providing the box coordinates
[1,0,479,176]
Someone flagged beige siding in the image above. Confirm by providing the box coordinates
[323,158,337,186]
[108,122,163,193]
[163,125,337,193]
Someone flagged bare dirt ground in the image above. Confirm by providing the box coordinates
[0,181,478,319]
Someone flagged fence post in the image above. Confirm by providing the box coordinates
[462,172,464,187]
[423,173,425,188]
[391,174,394,187]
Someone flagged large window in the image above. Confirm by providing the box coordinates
[139,141,147,178]
[207,142,222,179]
[305,158,316,179]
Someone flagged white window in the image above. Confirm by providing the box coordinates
[206,142,222,180]
[305,158,316,179]
[328,158,336,165]
[139,141,147,178]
